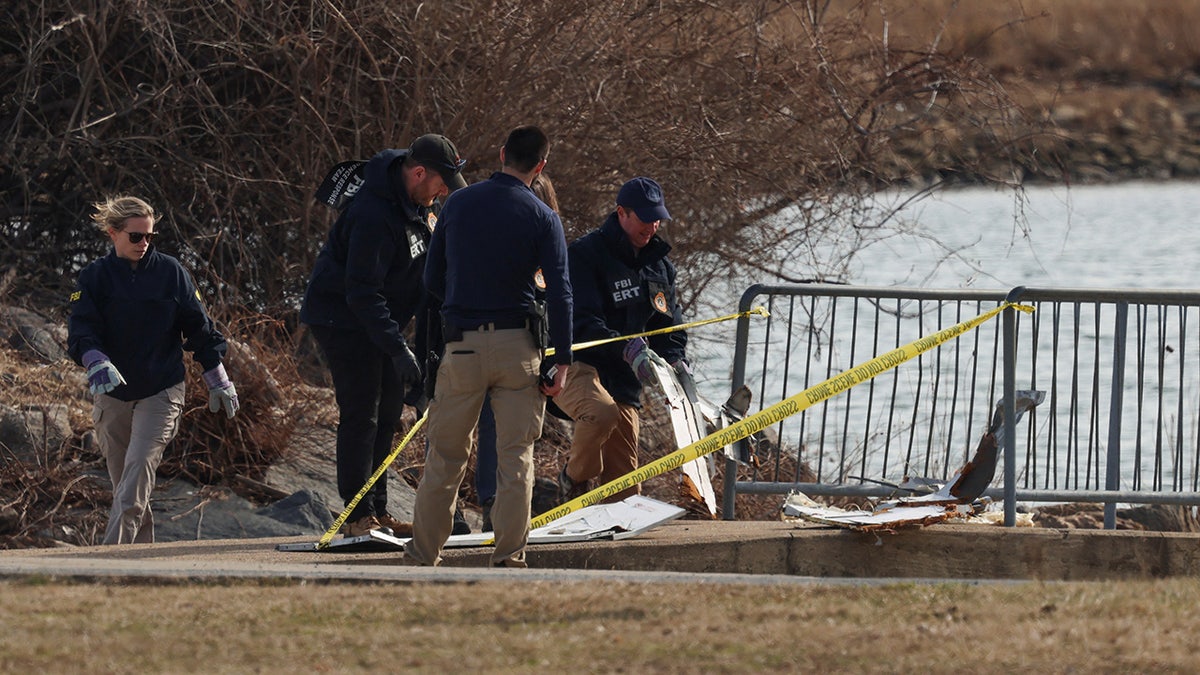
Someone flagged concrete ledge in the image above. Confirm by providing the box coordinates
[512,522,1200,580]
[2,521,1198,582]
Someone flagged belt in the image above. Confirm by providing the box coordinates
[444,318,529,342]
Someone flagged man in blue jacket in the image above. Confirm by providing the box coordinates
[553,176,687,504]
[300,133,466,537]
[405,125,572,568]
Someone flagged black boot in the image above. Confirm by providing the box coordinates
[480,497,495,533]
[452,507,471,535]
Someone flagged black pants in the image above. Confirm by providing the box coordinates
[311,325,404,521]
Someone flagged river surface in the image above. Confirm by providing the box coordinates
[847,180,1200,290]
[685,180,1200,488]
[693,180,1200,390]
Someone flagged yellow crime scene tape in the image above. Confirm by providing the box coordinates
[529,301,1035,529]
[545,306,770,357]
[316,305,768,549]
[318,413,426,548]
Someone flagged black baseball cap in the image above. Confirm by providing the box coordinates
[617,176,671,222]
[409,134,468,192]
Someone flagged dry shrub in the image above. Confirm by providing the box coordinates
[836,0,1200,84]
[1,0,1033,318]
[0,456,109,548]
[0,344,108,547]
[0,307,322,547]
[0,3,1041,534]
[0,344,91,433]
[162,309,319,488]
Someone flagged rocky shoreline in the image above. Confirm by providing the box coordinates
[885,83,1200,188]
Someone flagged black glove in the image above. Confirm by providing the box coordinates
[404,385,429,415]
[391,343,422,389]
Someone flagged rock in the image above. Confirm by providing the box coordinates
[1032,502,1200,532]
[224,338,284,407]
[531,477,559,516]
[152,480,337,542]
[255,489,335,532]
[0,505,20,534]
[259,424,418,522]
[260,426,340,508]
[0,305,67,363]
[1121,504,1200,532]
[0,403,72,465]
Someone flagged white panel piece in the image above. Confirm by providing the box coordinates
[277,495,686,553]
[647,357,718,516]
[782,491,982,532]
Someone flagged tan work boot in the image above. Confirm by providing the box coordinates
[342,515,384,537]
[377,513,413,537]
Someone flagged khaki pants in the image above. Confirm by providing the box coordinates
[407,328,544,567]
[93,382,185,545]
[553,362,640,502]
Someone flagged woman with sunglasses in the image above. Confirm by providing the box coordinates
[68,195,239,545]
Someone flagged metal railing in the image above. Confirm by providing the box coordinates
[722,284,1200,527]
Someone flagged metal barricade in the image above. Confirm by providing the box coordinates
[723,284,1200,527]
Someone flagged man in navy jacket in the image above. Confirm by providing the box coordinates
[300,134,466,537]
[406,126,572,567]
[553,176,687,503]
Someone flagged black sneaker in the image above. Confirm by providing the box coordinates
[452,508,471,535]
[480,497,495,533]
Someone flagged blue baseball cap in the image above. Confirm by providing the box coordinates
[617,176,671,222]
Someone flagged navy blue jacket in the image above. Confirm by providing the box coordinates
[569,213,686,407]
[300,149,433,357]
[67,247,228,402]
[424,172,573,366]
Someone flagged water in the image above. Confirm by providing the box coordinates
[849,181,1200,289]
[692,181,1200,391]
[684,180,1200,490]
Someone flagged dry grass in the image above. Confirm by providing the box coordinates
[871,0,1200,82]
[1,577,1198,672]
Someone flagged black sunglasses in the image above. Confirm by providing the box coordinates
[126,231,156,244]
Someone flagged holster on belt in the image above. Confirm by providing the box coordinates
[528,300,548,351]
[424,350,440,400]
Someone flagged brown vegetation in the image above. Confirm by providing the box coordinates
[3,1,1200,547]
[1,0,1040,314]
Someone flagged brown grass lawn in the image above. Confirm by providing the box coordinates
[1,578,1198,672]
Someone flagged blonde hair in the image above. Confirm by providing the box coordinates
[531,174,559,213]
[90,195,158,233]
